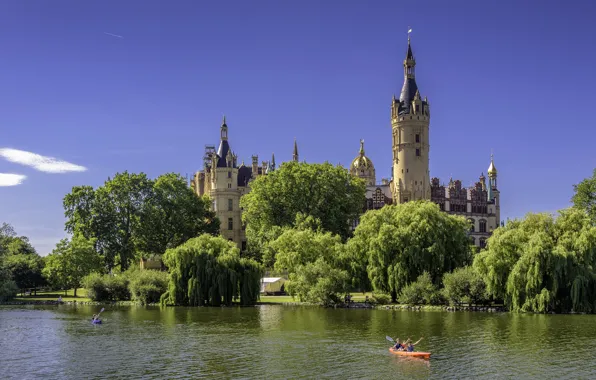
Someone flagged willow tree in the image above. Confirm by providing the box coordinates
[351,201,472,301]
[474,208,596,313]
[161,234,262,306]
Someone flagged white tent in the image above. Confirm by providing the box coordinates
[260,277,286,294]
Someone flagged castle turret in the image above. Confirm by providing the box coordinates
[391,35,431,203]
[349,139,376,186]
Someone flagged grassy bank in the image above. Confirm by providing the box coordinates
[13,288,91,303]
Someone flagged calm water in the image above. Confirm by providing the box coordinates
[1,305,595,379]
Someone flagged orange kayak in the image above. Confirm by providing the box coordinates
[389,347,431,359]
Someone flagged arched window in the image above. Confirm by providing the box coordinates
[467,219,475,233]
[479,238,487,249]
[470,237,476,246]
[479,219,487,233]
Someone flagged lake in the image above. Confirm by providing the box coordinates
[1,305,595,379]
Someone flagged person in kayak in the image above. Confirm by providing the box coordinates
[393,338,405,351]
[92,314,99,321]
[405,337,424,352]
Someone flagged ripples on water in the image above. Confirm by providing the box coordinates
[1,305,596,379]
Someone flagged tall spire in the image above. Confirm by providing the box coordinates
[359,139,365,155]
[399,30,419,106]
[220,115,228,141]
[293,138,299,162]
[271,152,276,170]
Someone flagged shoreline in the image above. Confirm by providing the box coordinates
[0,300,511,313]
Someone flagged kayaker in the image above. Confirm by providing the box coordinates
[393,338,405,351]
[406,337,424,352]
[92,314,99,321]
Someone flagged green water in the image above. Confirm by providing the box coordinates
[1,305,595,379]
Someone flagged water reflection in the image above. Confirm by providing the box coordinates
[2,305,596,379]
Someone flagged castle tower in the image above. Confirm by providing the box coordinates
[349,139,376,186]
[293,138,299,162]
[391,35,431,204]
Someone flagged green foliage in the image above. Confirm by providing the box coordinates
[398,272,442,305]
[286,257,350,306]
[240,162,366,259]
[63,172,218,270]
[160,234,262,306]
[128,270,169,305]
[370,293,391,305]
[572,168,596,224]
[0,278,18,301]
[474,208,596,313]
[4,254,46,291]
[270,228,344,274]
[43,234,102,296]
[442,266,488,306]
[351,201,472,301]
[82,273,130,301]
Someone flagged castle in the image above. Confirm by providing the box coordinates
[349,36,500,248]
[193,36,500,249]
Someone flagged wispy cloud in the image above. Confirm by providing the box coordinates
[0,173,27,186]
[0,148,87,173]
[104,32,123,39]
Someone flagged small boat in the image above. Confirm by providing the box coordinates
[389,347,431,359]
[92,319,102,324]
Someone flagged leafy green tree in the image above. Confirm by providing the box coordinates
[4,254,45,294]
[137,173,219,255]
[240,162,366,258]
[572,168,596,223]
[398,272,442,305]
[63,172,218,270]
[161,234,262,306]
[43,234,102,296]
[351,201,471,301]
[270,227,344,274]
[286,257,350,306]
[474,208,596,313]
[128,270,169,305]
[442,266,488,306]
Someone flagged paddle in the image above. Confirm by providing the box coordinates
[93,308,105,321]
[386,336,395,344]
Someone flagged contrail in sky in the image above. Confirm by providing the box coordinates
[104,32,123,39]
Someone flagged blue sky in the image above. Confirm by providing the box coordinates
[1,0,595,254]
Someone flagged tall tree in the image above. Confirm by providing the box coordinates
[240,161,366,259]
[43,234,102,296]
[63,172,217,271]
[137,173,219,255]
[572,168,596,223]
[4,254,45,294]
[351,201,472,302]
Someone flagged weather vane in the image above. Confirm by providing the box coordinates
[408,27,412,42]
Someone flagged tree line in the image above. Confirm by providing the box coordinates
[2,164,596,313]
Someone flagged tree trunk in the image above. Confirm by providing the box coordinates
[64,289,67,296]
[74,288,78,297]
[391,290,397,303]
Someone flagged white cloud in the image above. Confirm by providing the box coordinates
[0,148,87,173]
[0,173,27,186]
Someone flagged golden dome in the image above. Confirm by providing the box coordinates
[487,154,497,176]
[351,140,375,170]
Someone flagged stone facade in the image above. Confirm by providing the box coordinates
[356,37,501,247]
[191,118,299,250]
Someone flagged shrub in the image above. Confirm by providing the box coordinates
[83,273,130,302]
[442,266,488,306]
[0,279,18,302]
[128,270,169,305]
[370,293,391,305]
[398,272,443,305]
[286,257,349,306]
